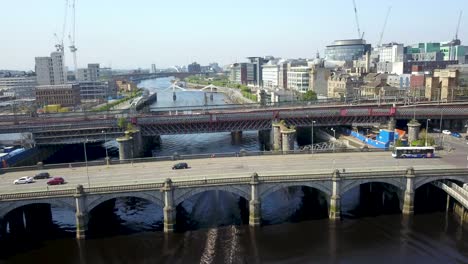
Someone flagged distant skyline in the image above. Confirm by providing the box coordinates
[0,0,467,71]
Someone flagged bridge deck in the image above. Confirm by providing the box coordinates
[0,151,463,196]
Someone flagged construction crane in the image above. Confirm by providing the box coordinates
[352,0,364,39]
[54,0,69,52]
[378,6,392,47]
[68,0,78,73]
[454,11,463,44]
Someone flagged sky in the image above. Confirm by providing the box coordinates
[0,0,467,70]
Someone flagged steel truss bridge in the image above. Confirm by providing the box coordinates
[0,103,467,145]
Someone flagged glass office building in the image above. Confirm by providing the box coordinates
[325,39,371,62]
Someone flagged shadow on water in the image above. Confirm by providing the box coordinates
[176,190,249,232]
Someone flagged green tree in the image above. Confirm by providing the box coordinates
[117,117,127,129]
[301,90,318,101]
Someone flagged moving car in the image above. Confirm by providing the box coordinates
[432,128,441,133]
[172,162,189,170]
[450,132,461,138]
[14,177,33,184]
[33,172,50,179]
[442,130,451,135]
[47,177,65,185]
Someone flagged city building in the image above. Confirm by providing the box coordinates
[247,57,266,87]
[262,60,280,89]
[76,63,112,82]
[0,76,36,99]
[79,81,116,101]
[287,66,310,93]
[387,74,411,89]
[115,80,138,92]
[375,43,404,74]
[308,64,331,97]
[35,84,81,107]
[425,69,459,102]
[188,62,201,73]
[229,63,254,85]
[150,64,157,74]
[327,74,361,100]
[35,51,67,85]
[325,39,371,67]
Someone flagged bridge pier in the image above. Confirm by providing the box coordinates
[407,121,421,144]
[0,217,5,237]
[329,170,341,220]
[402,167,415,215]
[249,173,261,227]
[163,179,176,233]
[173,92,176,101]
[231,131,243,144]
[117,134,133,161]
[75,185,89,240]
[281,129,296,153]
[258,129,271,151]
[272,123,282,151]
[387,117,396,131]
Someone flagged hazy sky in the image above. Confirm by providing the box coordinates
[1,0,467,70]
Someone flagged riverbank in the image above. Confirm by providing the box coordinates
[186,82,255,104]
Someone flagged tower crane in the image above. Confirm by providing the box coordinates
[378,6,392,47]
[54,0,69,52]
[352,0,364,39]
[454,11,462,44]
[68,0,78,73]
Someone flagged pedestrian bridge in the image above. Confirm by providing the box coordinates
[0,167,467,239]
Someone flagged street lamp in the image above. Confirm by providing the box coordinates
[102,130,109,165]
[425,119,431,147]
[83,138,90,188]
[331,128,336,152]
[311,120,316,153]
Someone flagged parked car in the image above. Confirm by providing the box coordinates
[172,162,189,170]
[33,172,50,180]
[14,177,33,184]
[442,130,451,135]
[450,132,462,138]
[432,128,441,133]
[47,177,65,185]
[465,135,468,140]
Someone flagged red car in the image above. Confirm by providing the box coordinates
[47,177,65,185]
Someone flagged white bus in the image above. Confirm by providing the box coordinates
[392,147,435,158]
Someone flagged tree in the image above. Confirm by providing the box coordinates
[301,90,318,101]
[117,117,127,129]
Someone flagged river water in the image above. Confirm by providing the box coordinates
[3,78,467,263]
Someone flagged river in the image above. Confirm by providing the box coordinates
[3,78,467,263]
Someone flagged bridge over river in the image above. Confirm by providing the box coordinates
[0,151,467,239]
[1,102,467,146]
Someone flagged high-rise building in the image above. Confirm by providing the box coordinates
[262,60,280,89]
[247,57,266,87]
[35,51,67,85]
[229,63,254,85]
[76,63,111,82]
[188,62,201,73]
[151,64,157,74]
[287,66,310,93]
[325,39,371,67]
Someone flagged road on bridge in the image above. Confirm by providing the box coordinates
[0,150,466,195]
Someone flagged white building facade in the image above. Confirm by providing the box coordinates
[287,66,310,93]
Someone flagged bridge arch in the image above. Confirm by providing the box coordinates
[341,178,405,196]
[86,192,164,212]
[0,198,75,219]
[174,185,250,206]
[260,181,332,200]
[414,176,468,190]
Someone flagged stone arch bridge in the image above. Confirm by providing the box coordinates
[0,168,467,239]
